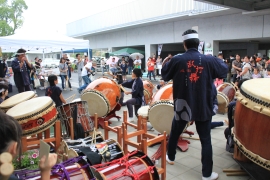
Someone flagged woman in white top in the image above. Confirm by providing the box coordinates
[239,56,252,80]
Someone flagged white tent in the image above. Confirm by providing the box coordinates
[0,31,90,55]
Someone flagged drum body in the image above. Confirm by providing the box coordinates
[81,77,121,117]
[217,82,236,103]
[15,157,95,180]
[234,78,270,170]
[0,91,36,112]
[57,101,94,135]
[144,90,152,105]
[138,105,150,119]
[91,151,159,180]
[6,97,57,136]
[149,84,174,134]
[143,80,154,94]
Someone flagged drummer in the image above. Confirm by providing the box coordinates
[162,29,227,180]
[0,84,9,104]
[121,68,144,122]
[0,111,57,180]
[45,74,67,107]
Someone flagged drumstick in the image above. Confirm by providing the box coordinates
[181,135,200,140]
[119,85,127,93]
[65,94,76,103]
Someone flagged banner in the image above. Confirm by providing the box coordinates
[198,41,204,54]
[158,44,163,56]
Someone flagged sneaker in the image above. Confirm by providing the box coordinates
[70,88,73,91]
[166,155,174,165]
[77,88,81,94]
[128,117,135,122]
[63,88,67,91]
[202,172,218,180]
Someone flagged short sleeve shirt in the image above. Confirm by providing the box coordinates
[81,62,92,76]
[45,86,62,107]
[231,60,242,74]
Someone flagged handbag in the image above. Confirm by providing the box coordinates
[34,75,41,87]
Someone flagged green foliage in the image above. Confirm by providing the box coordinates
[13,149,40,170]
[0,0,28,36]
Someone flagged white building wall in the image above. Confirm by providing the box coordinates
[85,13,269,50]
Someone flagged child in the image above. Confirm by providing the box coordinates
[30,65,37,92]
[45,74,66,107]
[252,67,261,78]
[0,111,57,180]
[147,57,156,81]
[0,84,9,104]
[120,60,128,81]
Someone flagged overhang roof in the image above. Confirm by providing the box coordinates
[195,0,270,11]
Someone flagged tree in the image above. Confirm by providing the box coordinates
[0,0,28,36]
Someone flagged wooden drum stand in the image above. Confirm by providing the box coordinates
[21,120,61,153]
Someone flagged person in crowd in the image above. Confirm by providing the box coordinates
[134,56,141,69]
[227,55,235,82]
[217,53,226,82]
[45,74,67,107]
[120,58,128,81]
[83,55,88,66]
[110,58,118,75]
[156,55,162,76]
[238,56,252,80]
[100,58,106,75]
[29,65,37,93]
[77,59,93,94]
[11,48,32,93]
[250,55,262,72]
[59,57,72,91]
[162,29,227,180]
[0,111,57,180]
[121,68,144,122]
[0,83,9,104]
[34,57,41,70]
[128,57,134,75]
[231,54,242,86]
[63,54,72,79]
[252,67,261,78]
[147,57,156,81]
[157,79,165,90]
[264,66,270,78]
[76,54,84,87]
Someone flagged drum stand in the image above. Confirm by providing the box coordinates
[21,120,61,152]
[92,103,121,129]
[104,111,167,180]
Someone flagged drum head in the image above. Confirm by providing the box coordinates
[72,98,81,102]
[81,90,110,117]
[217,92,229,106]
[6,96,52,119]
[0,91,35,109]
[149,101,174,134]
[138,105,149,118]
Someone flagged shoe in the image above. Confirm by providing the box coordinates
[202,172,218,180]
[63,88,67,91]
[70,88,73,91]
[128,117,135,122]
[166,155,174,165]
[77,88,81,94]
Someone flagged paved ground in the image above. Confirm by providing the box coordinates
[7,70,252,180]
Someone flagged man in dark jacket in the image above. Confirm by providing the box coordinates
[11,49,32,93]
[162,29,228,180]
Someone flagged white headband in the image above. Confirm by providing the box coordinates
[0,88,5,93]
[182,34,199,41]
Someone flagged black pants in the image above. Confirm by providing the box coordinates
[17,85,31,93]
[122,98,141,118]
